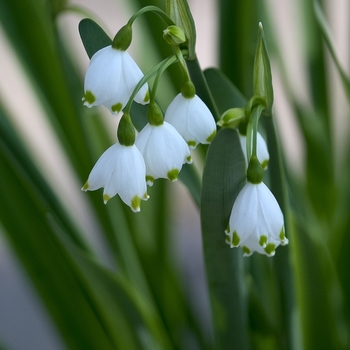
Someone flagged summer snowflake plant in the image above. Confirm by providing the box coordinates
[80,3,288,259]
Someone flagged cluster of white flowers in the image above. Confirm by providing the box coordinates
[79,13,288,258]
[81,43,216,212]
[225,131,288,257]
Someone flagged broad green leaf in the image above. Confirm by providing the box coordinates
[78,18,113,59]
[200,128,249,349]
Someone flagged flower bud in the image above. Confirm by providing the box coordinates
[253,23,273,116]
[166,0,197,59]
[217,108,245,128]
[163,25,186,45]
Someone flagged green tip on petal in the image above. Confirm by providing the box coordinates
[167,169,179,182]
[225,237,231,245]
[225,224,230,235]
[279,227,289,245]
[111,102,123,113]
[83,90,96,105]
[259,235,267,247]
[206,129,216,143]
[186,155,193,164]
[146,175,155,186]
[261,159,269,169]
[131,195,141,213]
[81,181,89,191]
[143,193,150,200]
[232,231,240,247]
[144,90,150,103]
[187,140,197,149]
[103,194,111,204]
[242,246,251,256]
[264,243,276,256]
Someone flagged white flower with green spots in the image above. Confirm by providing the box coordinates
[135,122,192,186]
[83,45,149,114]
[225,181,288,257]
[164,93,216,149]
[239,132,269,169]
[82,143,149,212]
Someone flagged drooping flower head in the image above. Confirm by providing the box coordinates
[136,102,192,185]
[165,81,216,149]
[83,45,149,114]
[225,181,288,257]
[82,142,148,212]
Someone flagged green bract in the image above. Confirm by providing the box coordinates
[166,0,197,59]
[253,23,273,116]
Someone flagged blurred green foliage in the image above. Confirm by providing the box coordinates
[0,0,349,349]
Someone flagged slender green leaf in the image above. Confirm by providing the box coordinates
[313,0,350,103]
[52,222,173,350]
[200,128,249,349]
[204,68,248,114]
[291,214,349,349]
[0,122,115,350]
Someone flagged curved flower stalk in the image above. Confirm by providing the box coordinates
[82,142,149,212]
[239,131,269,169]
[225,181,288,257]
[82,45,149,114]
[164,93,216,149]
[135,121,192,185]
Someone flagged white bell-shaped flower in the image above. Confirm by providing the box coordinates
[164,93,216,149]
[83,45,149,114]
[225,181,288,257]
[135,122,192,186]
[82,143,149,212]
[239,132,269,169]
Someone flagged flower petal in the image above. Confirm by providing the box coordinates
[227,182,258,246]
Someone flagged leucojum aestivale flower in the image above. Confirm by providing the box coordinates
[80,7,216,212]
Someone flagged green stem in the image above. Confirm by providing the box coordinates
[246,104,264,161]
[123,55,179,114]
[128,5,175,27]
